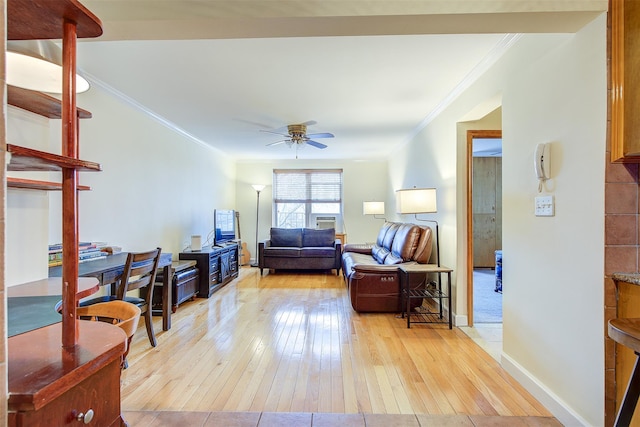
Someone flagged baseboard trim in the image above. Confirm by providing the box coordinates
[455,314,468,327]
[501,353,591,426]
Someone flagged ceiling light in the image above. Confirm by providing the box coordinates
[7,40,90,94]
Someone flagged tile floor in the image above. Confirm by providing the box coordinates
[123,411,563,426]
[459,323,503,362]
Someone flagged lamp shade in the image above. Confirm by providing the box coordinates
[396,188,437,214]
[7,40,90,93]
[252,184,266,192]
[363,201,385,215]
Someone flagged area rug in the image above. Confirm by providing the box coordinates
[473,269,502,323]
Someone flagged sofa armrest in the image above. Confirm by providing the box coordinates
[351,263,400,274]
[258,239,271,268]
[343,243,373,255]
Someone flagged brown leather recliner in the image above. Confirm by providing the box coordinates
[342,222,433,312]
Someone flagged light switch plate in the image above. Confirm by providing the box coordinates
[535,195,554,217]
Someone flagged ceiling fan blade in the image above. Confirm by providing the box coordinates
[233,118,273,129]
[306,132,334,139]
[260,129,290,137]
[266,139,290,147]
[301,120,317,126]
[307,140,327,149]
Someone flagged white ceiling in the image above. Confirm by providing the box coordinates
[75,0,606,161]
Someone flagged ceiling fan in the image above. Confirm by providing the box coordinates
[261,120,334,150]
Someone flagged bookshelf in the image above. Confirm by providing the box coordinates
[6,1,127,426]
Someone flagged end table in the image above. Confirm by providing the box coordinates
[399,264,453,329]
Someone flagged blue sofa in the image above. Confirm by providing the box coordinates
[258,228,342,275]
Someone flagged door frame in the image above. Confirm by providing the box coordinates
[466,129,502,326]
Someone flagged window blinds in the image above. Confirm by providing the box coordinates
[273,169,343,203]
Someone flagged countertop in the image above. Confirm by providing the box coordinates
[613,273,640,285]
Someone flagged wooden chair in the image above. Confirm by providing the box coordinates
[76,300,141,369]
[609,318,640,426]
[82,248,162,347]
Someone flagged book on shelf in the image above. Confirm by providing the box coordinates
[48,241,108,252]
[47,241,111,265]
[79,255,107,264]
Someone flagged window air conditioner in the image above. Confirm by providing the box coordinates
[315,216,336,230]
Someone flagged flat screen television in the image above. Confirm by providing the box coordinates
[214,209,236,245]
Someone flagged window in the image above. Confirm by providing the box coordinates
[273,169,343,229]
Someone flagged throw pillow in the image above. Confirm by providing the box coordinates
[302,228,335,247]
[270,228,303,247]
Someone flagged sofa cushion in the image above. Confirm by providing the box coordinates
[264,247,301,257]
[381,222,400,251]
[372,245,390,264]
[412,226,433,263]
[376,222,397,248]
[383,253,404,265]
[391,223,423,261]
[270,228,302,247]
[300,247,336,257]
[302,228,335,247]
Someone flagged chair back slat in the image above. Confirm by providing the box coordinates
[117,247,161,297]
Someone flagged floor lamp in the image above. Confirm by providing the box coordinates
[251,184,265,267]
[396,187,439,266]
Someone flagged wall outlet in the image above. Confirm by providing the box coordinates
[535,195,554,217]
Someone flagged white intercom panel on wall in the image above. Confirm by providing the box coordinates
[534,143,551,181]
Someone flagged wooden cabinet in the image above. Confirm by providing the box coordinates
[8,322,126,427]
[472,157,502,267]
[612,277,640,427]
[610,0,640,162]
[179,243,239,298]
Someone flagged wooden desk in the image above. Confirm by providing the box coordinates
[8,277,100,337]
[50,252,174,331]
[7,278,127,426]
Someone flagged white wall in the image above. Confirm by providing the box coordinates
[7,83,236,285]
[6,108,52,285]
[388,15,606,427]
[501,15,605,426]
[236,159,388,264]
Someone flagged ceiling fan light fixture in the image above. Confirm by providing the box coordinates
[263,121,333,152]
[7,40,90,94]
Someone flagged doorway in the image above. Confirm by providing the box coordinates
[466,130,503,327]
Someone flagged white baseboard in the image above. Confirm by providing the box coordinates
[501,353,590,426]
[455,314,468,326]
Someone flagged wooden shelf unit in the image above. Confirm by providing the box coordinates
[8,86,92,119]
[7,144,101,172]
[7,85,98,190]
[5,1,127,425]
[7,177,91,191]
[7,0,102,40]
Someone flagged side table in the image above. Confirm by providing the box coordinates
[152,260,199,313]
[399,264,453,329]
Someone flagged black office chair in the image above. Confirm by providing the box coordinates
[81,248,162,347]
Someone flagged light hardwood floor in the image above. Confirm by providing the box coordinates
[122,267,553,420]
